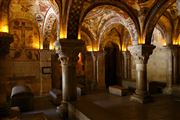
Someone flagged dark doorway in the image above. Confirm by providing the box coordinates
[104,42,119,88]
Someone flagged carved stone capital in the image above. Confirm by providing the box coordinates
[164,45,180,57]
[128,44,155,64]
[54,39,85,66]
[91,51,104,60]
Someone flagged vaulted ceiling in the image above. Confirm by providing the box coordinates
[0,0,179,50]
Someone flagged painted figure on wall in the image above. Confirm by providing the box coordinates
[9,19,40,61]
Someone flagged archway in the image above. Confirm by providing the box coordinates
[104,42,120,88]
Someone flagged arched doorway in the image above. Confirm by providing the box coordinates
[104,42,120,88]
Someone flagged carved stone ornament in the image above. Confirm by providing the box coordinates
[128,44,155,64]
[54,39,85,66]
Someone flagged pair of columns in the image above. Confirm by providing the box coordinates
[55,41,155,104]
[55,39,178,108]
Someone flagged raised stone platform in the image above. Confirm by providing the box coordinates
[109,85,128,96]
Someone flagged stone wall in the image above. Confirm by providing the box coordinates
[130,46,168,83]
[147,47,168,83]
[2,49,55,96]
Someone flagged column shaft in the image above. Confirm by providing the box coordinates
[128,45,155,103]
[136,64,147,93]
[61,61,77,101]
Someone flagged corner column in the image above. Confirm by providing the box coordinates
[91,51,104,89]
[0,32,13,117]
[163,45,179,94]
[128,45,155,103]
[54,39,84,118]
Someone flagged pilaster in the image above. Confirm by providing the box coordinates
[128,44,155,103]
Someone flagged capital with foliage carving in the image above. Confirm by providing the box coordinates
[128,44,155,64]
[54,39,85,66]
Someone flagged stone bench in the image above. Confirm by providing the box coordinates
[109,85,128,96]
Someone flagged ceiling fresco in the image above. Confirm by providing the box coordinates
[0,0,179,50]
[81,5,137,50]
[9,0,59,50]
[9,0,58,30]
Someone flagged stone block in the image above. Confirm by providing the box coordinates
[109,85,128,96]
[49,89,62,105]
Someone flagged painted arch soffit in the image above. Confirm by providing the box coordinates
[82,5,138,45]
[100,24,131,50]
[9,0,59,32]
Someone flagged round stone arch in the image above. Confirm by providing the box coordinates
[43,11,59,49]
[154,15,173,46]
[79,0,140,45]
[80,26,95,51]
[98,17,134,51]
[143,0,176,45]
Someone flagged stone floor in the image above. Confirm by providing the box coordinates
[15,90,180,120]
[73,91,180,120]
[21,96,60,120]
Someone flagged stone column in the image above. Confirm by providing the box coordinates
[0,32,13,117]
[126,51,132,80]
[122,51,131,80]
[163,45,179,94]
[172,46,179,84]
[91,51,104,89]
[128,45,155,103]
[54,39,84,118]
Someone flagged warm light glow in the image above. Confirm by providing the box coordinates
[0,17,9,33]
[49,42,55,50]
[162,40,167,46]
[138,37,145,44]
[122,44,127,52]
[60,25,67,39]
[0,25,9,33]
[176,39,180,46]
[78,31,81,40]
[86,45,99,52]
[173,36,180,46]
[33,42,40,49]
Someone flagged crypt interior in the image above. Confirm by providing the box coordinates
[1,0,180,120]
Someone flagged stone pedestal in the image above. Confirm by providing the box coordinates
[128,44,155,103]
[0,32,13,117]
[55,39,84,118]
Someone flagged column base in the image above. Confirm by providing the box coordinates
[56,101,68,119]
[163,87,172,95]
[130,93,153,104]
[91,82,98,90]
